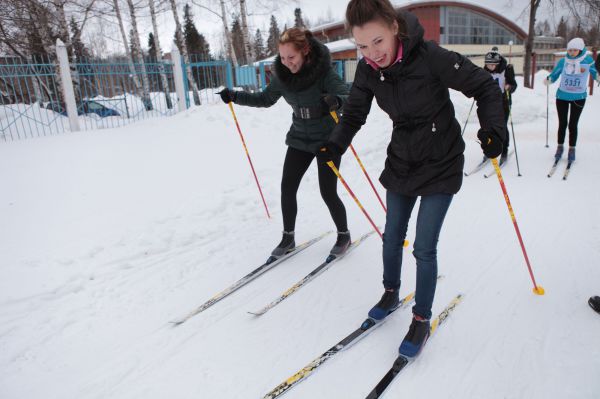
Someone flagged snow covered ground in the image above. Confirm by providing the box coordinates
[1,72,599,399]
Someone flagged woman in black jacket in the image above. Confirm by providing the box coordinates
[318,0,506,358]
[219,28,351,258]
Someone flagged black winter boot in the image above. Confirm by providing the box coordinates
[368,289,400,321]
[399,314,430,358]
[329,231,351,257]
[271,231,295,258]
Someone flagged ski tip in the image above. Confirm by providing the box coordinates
[170,320,185,327]
[247,310,266,316]
[533,286,545,295]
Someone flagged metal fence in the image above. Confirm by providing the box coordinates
[1,45,355,142]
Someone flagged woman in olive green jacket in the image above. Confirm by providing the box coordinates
[219,28,350,258]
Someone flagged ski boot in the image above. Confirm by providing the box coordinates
[589,296,600,314]
[267,231,295,264]
[554,144,564,161]
[399,314,430,358]
[367,288,400,321]
[568,146,576,162]
[327,231,351,261]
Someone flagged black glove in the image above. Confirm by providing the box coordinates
[321,95,340,112]
[477,129,503,159]
[316,141,343,163]
[218,88,236,104]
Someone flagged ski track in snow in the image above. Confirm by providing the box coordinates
[1,73,600,399]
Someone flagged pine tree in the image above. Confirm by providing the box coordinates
[294,8,305,28]
[254,29,266,60]
[148,33,157,61]
[266,15,280,56]
[183,4,211,61]
[70,16,87,59]
[231,17,247,64]
[556,17,568,46]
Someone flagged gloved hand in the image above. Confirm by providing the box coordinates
[321,95,340,112]
[543,78,551,86]
[316,141,343,163]
[477,129,503,159]
[218,88,236,104]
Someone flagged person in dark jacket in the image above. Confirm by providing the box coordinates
[484,47,517,162]
[219,28,351,258]
[317,0,506,358]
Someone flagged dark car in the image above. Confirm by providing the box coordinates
[46,100,120,117]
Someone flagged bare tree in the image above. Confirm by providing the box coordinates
[239,0,254,64]
[112,0,144,99]
[523,0,542,88]
[169,0,201,105]
[148,0,173,108]
[125,0,153,110]
[191,0,237,65]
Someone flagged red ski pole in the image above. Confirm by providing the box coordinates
[227,102,271,219]
[491,158,544,295]
[330,111,386,212]
[326,161,382,239]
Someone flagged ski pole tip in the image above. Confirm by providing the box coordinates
[533,286,545,295]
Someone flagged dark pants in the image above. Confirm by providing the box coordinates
[382,191,453,320]
[556,98,586,147]
[281,146,347,232]
[502,96,511,156]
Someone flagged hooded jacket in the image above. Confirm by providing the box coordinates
[233,37,349,153]
[329,11,506,196]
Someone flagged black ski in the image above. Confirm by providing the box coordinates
[364,294,463,399]
[562,161,573,180]
[464,157,488,176]
[171,232,331,326]
[249,231,376,316]
[547,158,561,178]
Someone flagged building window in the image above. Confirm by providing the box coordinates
[441,7,522,45]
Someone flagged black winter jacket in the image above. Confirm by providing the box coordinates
[329,11,506,196]
[234,37,349,154]
[484,55,517,105]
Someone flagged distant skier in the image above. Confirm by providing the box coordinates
[318,0,505,358]
[483,47,517,164]
[544,38,599,162]
[218,28,351,258]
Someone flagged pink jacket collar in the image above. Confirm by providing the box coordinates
[364,41,403,70]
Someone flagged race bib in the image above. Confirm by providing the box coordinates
[560,63,590,94]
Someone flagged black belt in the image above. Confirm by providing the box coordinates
[292,105,326,120]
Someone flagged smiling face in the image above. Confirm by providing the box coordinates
[352,19,399,68]
[279,43,308,74]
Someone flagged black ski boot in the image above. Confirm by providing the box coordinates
[399,314,430,358]
[368,288,400,321]
[589,296,600,314]
[329,231,351,258]
[270,231,295,259]
[554,144,564,161]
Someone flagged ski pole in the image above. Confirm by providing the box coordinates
[506,91,522,176]
[326,161,382,239]
[227,102,271,219]
[461,99,475,137]
[491,158,544,295]
[545,84,549,148]
[330,110,387,212]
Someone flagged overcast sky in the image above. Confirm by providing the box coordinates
[84,0,565,56]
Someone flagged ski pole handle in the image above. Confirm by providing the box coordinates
[491,158,544,295]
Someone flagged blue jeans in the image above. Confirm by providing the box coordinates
[382,191,453,320]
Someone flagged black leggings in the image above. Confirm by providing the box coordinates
[556,98,586,147]
[281,146,347,232]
